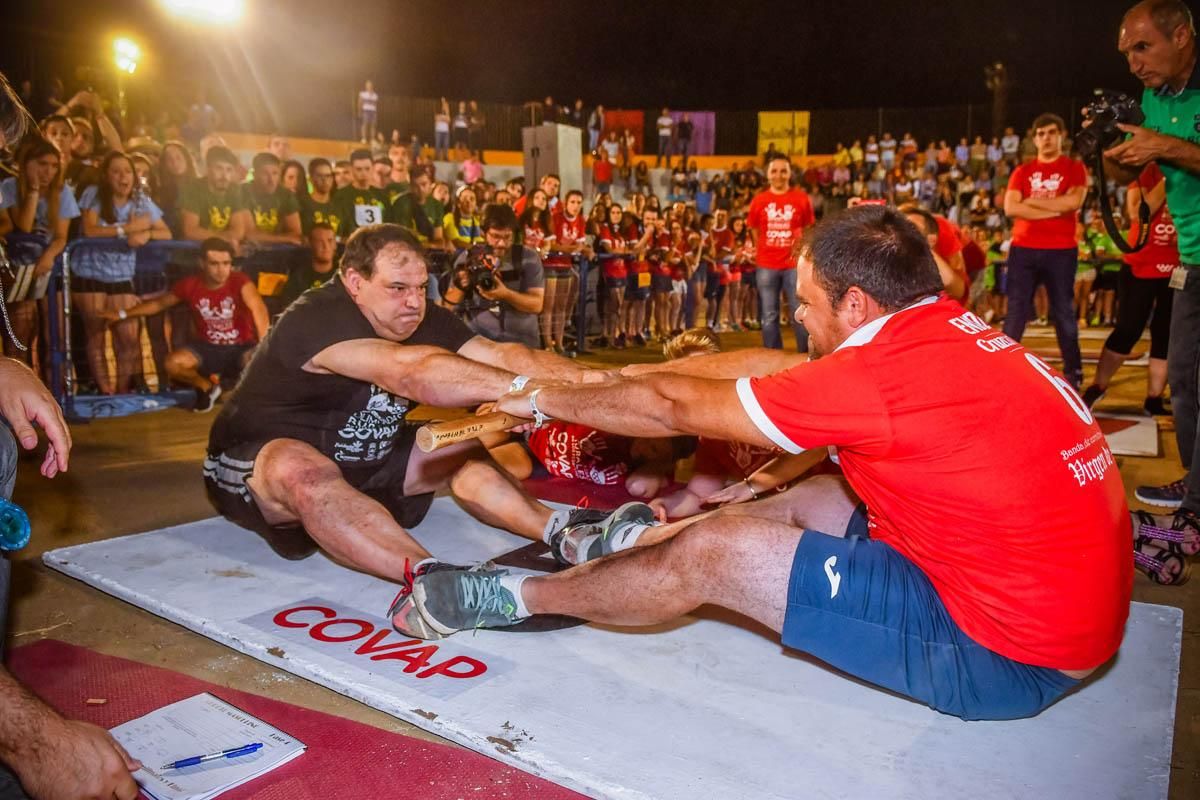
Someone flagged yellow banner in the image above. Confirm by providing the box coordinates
[757,111,811,158]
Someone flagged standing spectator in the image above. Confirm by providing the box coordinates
[358,80,378,143]
[542,96,559,125]
[900,131,919,164]
[301,157,338,235]
[332,148,389,239]
[601,129,620,163]
[513,173,559,218]
[76,151,171,395]
[849,139,865,172]
[969,135,988,175]
[676,113,694,166]
[180,145,247,252]
[597,203,628,347]
[864,134,880,173]
[518,188,555,257]
[954,137,971,167]
[569,99,587,130]
[879,131,897,170]
[747,154,815,351]
[587,104,605,152]
[1001,125,1021,166]
[241,152,302,246]
[103,238,269,412]
[467,100,486,157]
[452,101,470,152]
[543,190,590,353]
[184,89,219,148]
[433,99,451,161]
[592,149,614,196]
[987,136,1005,168]
[655,108,674,168]
[1002,113,1088,388]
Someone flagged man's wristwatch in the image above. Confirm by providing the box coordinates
[115,224,126,239]
[509,375,530,393]
[528,388,551,428]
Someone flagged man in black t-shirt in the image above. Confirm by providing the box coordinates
[242,151,302,246]
[204,224,602,635]
[279,223,337,307]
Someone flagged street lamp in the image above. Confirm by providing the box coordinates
[113,38,140,122]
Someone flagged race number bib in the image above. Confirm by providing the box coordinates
[355,203,382,227]
[1169,266,1188,291]
[637,272,651,288]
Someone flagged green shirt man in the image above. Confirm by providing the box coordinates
[1139,64,1200,263]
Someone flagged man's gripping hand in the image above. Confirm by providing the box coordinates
[0,358,70,477]
[14,718,142,800]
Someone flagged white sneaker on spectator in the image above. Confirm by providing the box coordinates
[194,384,222,414]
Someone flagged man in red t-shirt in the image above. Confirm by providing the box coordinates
[1002,113,1089,388]
[746,154,815,351]
[105,238,269,412]
[414,206,1131,723]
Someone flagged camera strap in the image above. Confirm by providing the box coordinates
[1094,153,1150,254]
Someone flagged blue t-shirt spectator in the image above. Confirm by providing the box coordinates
[74,185,164,283]
[0,177,80,236]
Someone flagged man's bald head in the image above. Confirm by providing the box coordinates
[1119,0,1196,91]
[1123,0,1195,40]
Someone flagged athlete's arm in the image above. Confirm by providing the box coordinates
[495,374,775,446]
[457,335,591,383]
[240,281,271,340]
[308,338,515,408]
[620,348,804,379]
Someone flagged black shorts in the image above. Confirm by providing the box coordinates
[202,427,434,559]
[70,276,135,295]
[1093,268,1120,292]
[185,342,256,379]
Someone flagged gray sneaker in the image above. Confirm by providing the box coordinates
[548,501,658,565]
[1135,478,1187,510]
[388,560,463,640]
[411,568,525,638]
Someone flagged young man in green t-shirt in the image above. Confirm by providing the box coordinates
[300,157,339,236]
[331,148,388,239]
[241,151,302,246]
[180,145,247,252]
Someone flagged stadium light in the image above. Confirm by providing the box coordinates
[114,37,140,74]
[161,0,244,24]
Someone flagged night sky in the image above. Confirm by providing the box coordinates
[0,0,1184,126]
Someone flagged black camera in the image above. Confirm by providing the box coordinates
[454,243,500,295]
[1075,90,1144,160]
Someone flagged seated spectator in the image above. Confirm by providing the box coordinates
[371,155,391,189]
[180,145,247,253]
[280,223,337,308]
[102,238,269,412]
[389,169,442,246]
[281,159,307,197]
[442,203,544,348]
[301,157,338,234]
[332,148,388,239]
[333,159,352,189]
[443,186,483,248]
[0,135,79,362]
[77,151,171,395]
[241,152,302,246]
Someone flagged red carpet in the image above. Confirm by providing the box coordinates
[1097,417,1139,435]
[8,639,586,800]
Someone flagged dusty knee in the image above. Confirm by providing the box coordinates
[252,440,342,506]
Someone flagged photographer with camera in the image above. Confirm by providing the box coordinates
[440,203,545,348]
[1096,0,1200,512]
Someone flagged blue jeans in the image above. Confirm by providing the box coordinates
[1001,246,1082,387]
[434,130,449,160]
[756,267,808,351]
[588,129,600,151]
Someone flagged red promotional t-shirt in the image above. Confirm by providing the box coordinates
[693,437,778,481]
[593,158,613,184]
[546,211,586,269]
[1125,163,1180,279]
[1008,156,1088,250]
[523,222,553,252]
[710,227,735,259]
[172,271,258,346]
[737,296,1131,670]
[597,223,628,280]
[746,188,815,269]
[527,422,633,486]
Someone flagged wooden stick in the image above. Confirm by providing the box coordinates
[415,412,526,452]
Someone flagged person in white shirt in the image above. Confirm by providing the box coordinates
[656,108,674,168]
[357,79,378,144]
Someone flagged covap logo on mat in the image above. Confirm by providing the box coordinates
[240,597,511,699]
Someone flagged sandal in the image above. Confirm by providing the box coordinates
[1133,509,1200,557]
[1133,536,1190,585]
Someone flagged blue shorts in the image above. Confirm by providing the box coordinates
[782,512,1079,721]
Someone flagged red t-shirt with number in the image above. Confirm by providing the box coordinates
[746,188,815,269]
[736,296,1131,670]
[527,422,632,486]
[1008,156,1088,250]
[172,271,258,346]
[1125,163,1180,279]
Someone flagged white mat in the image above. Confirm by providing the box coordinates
[45,500,1181,800]
[1097,412,1161,457]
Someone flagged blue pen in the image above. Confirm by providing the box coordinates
[160,742,264,770]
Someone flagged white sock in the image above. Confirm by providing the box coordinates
[542,509,571,544]
[608,522,651,552]
[413,557,438,574]
[499,574,531,618]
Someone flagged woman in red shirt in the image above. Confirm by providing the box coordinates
[733,217,759,329]
[597,204,629,348]
[517,189,555,258]
[543,190,590,354]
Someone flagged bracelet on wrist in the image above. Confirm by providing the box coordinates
[509,375,530,393]
[743,479,758,500]
[528,388,551,429]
